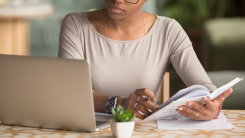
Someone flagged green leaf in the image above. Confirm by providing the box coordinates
[111,108,116,116]
[125,110,131,116]
[118,114,127,122]
[127,114,136,122]
[111,108,119,122]
[119,110,124,115]
[112,106,135,122]
[116,105,124,113]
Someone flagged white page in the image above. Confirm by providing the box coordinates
[157,113,236,130]
[158,85,208,109]
[141,96,205,123]
[177,89,209,101]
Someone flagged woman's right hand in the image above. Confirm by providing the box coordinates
[118,88,159,119]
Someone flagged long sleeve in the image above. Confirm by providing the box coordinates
[58,13,84,59]
[167,19,217,92]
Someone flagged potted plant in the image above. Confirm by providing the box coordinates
[109,105,136,138]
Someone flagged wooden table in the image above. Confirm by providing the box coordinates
[0,2,53,55]
[0,110,244,137]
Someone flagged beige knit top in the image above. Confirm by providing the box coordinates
[58,11,217,99]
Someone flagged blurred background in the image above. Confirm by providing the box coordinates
[0,0,244,109]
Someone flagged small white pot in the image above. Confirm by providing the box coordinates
[109,119,135,138]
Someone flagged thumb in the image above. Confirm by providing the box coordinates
[213,88,233,104]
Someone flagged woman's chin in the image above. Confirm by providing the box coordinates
[107,13,126,20]
[106,7,126,19]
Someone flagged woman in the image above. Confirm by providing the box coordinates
[58,0,232,120]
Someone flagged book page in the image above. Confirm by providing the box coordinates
[158,85,209,109]
[141,96,205,123]
[176,89,209,101]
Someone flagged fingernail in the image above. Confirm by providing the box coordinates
[179,107,183,110]
[176,110,179,113]
[202,99,205,105]
[188,102,191,106]
[204,97,207,101]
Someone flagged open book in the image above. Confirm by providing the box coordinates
[141,77,243,123]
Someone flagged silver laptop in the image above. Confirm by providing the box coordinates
[0,54,112,132]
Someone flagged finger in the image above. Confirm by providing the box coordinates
[187,101,206,114]
[132,109,145,119]
[128,93,152,115]
[130,94,158,113]
[137,96,158,112]
[134,88,155,102]
[134,102,150,117]
[176,106,203,120]
[176,109,203,120]
[204,96,215,110]
[213,88,233,104]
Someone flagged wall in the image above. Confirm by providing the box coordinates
[141,0,157,14]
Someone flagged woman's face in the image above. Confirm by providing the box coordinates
[104,0,145,19]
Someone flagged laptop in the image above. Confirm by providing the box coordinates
[0,54,112,132]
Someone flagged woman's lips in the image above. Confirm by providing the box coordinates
[109,5,124,14]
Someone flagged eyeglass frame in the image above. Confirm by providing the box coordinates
[124,0,139,4]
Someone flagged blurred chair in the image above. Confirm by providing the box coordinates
[203,18,245,71]
[203,18,245,109]
[157,72,170,104]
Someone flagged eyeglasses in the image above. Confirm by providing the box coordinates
[124,0,139,4]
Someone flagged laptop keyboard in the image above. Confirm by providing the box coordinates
[96,121,108,126]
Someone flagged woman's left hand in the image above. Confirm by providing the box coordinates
[176,88,233,121]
